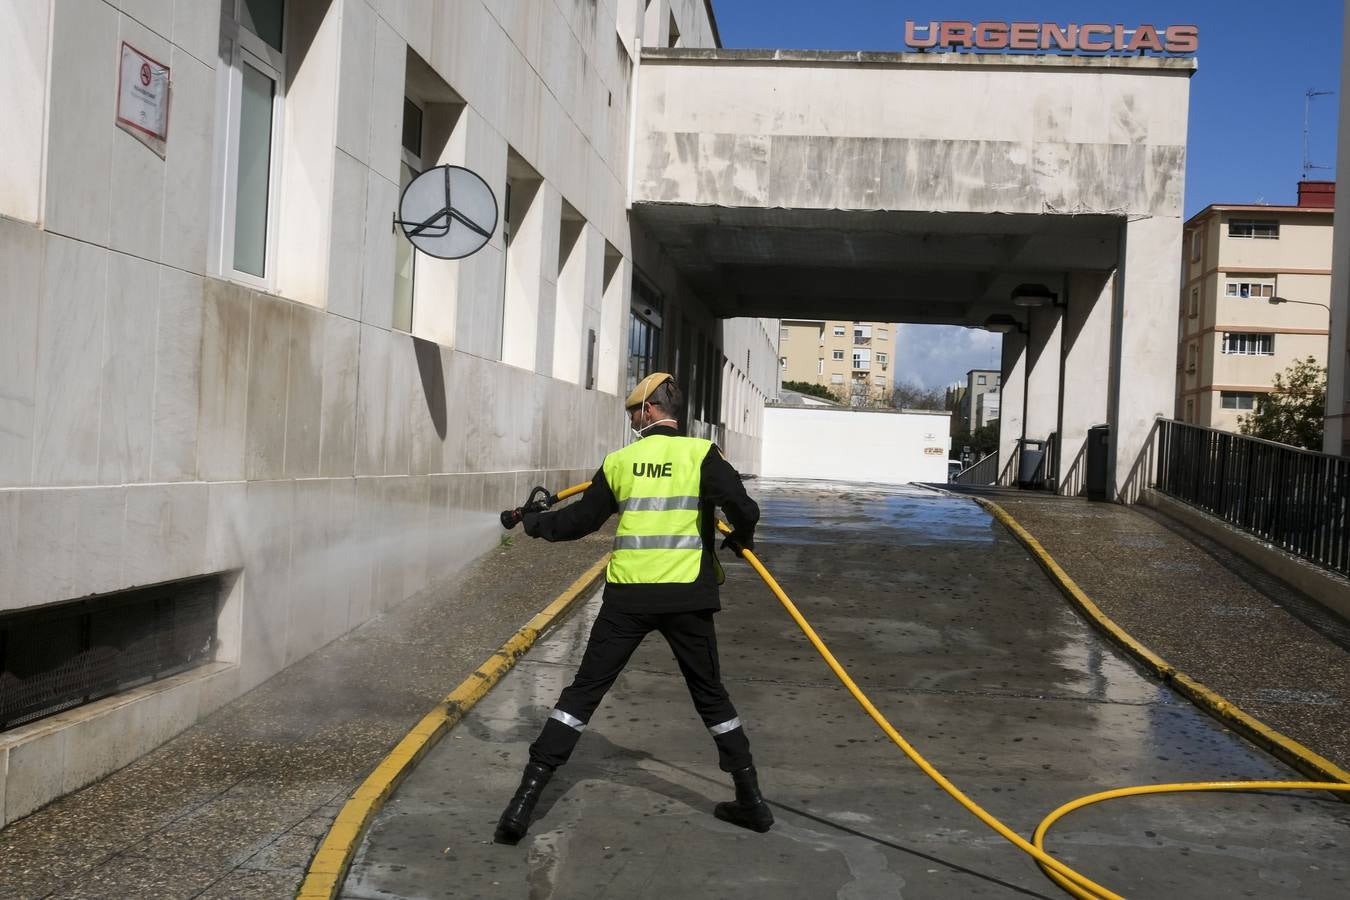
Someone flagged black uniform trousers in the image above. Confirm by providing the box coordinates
[529,605,753,773]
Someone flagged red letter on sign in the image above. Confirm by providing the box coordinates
[1009,22,1039,50]
[1079,23,1113,52]
[1042,23,1076,52]
[1127,24,1164,53]
[939,21,974,49]
[975,22,1010,50]
[1164,25,1199,54]
[905,20,938,49]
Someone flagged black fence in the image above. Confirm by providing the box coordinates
[0,576,220,731]
[1156,419,1350,576]
[952,451,998,486]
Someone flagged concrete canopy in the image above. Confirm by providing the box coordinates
[630,203,1121,323]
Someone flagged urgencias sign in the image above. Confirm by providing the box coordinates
[904,22,1199,55]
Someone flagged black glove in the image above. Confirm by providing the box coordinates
[522,510,542,537]
[721,531,754,554]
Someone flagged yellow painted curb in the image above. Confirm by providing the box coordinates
[295,553,611,900]
[976,497,1350,787]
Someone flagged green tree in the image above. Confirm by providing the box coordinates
[781,380,838,402]
[889,380,946,411]
[950,422,1000,460]
[1238,356,1326,451]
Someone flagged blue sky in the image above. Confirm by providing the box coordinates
[714,1,1344,387]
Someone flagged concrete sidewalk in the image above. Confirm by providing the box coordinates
[978,488,1350,773]
[0,527,613,900]
[346,483,1349,900]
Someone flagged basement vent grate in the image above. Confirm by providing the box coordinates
[0,575,221,731]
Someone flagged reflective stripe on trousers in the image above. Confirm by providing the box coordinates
[550,708,586,732]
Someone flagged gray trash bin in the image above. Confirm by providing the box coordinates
[1086,425,1110,500]
[1017,439,1046,488]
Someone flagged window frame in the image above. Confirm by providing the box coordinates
[831,349,845,361]
[212,2,286,289]
[1224,279,1276,300]
[1221,332,1275,356]
[1228,219,1279,240]
[392,95,425,334]
[1220,391,1257,410]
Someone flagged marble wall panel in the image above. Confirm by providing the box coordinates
[334,0,376,165]
[61,693,148,796]
[170,0,219,68]
[438,345,468,474]
[124,482,208,589]
[382,332,415,477]
[239,480,293,691]
[73,486,129,598]
[319,313,360,477]
[98,253,159,485]
[4,727,66,824]
[359,171,399,330]
[197,279,252,481]
[244,294,292,481]
[348,476,381,624]
[409,339,446,477]
[204,480,247,576]
[425,474,451,580]
[14,489,80,607]
[368,18,407,187]
[354,325,390,475]
[0,220,43,485]
[34,235,107,486]
[286,477,332,665]
[398,474,430,606]
[150,268,204,482]
[327,151,368,321]
[44,0,117,246]
[284,304,325,478]
[158,48,214,274]
[149,677,203,747]
[323,476,358,641]
[0,492,17,610]
[0,0,50,223]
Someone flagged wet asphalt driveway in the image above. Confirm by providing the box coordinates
[344,482,1349,899]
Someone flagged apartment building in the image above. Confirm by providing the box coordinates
[779,319,897,405]
[963,368,1001,429]
[1177,182,1333,432]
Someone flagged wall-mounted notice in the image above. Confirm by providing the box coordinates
[116,42,170,141]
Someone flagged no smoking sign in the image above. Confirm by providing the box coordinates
[117,42,170,142]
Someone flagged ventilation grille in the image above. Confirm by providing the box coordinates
[0,576,220,731]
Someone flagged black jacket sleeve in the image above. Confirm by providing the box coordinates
[528,468,618,541]
[701,446,759,538]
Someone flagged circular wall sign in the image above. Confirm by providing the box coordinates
[396,165,498,260]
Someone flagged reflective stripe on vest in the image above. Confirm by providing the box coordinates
[603,435,711,585]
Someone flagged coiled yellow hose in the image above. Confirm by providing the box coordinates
[551,481,1350,899]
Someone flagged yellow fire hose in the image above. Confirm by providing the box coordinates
[545,482,1349,900]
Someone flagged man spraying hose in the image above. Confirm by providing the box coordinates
[494,372,772,844]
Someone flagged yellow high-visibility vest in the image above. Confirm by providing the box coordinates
[603,435,711,584]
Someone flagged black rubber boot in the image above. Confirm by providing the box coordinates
[713,765,774,833]
[493,762,554,844]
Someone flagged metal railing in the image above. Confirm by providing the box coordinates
[952,451,998,485]
[1156,419,1350,576]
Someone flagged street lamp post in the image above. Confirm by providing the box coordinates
[1269,296,1330,313]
